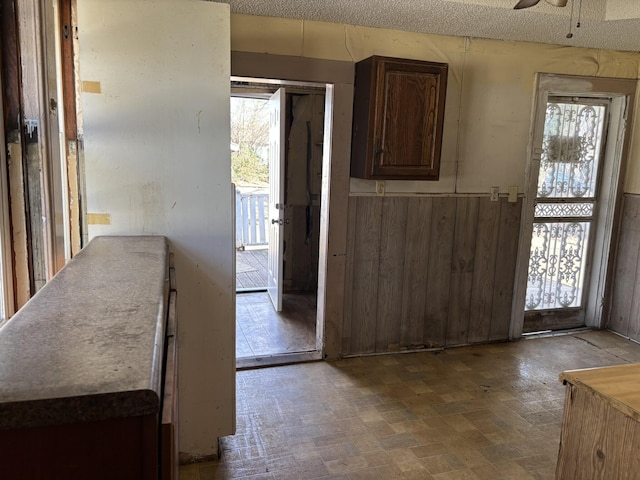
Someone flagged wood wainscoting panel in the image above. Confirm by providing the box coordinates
[343,195,522,356]
[468,199,501,344]
[347,196,383,354]
[447,197,480,346]
[490,199,522,341]
[400,197,433,349]
[608,194,640,341]
[375,198,409,352]
[423,197,457,348]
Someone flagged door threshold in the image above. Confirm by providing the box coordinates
[522,326,593,339]
[236,287,267,294]
[236,350,322,370]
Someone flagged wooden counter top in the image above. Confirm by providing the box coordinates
[560,363,640,422]
[0,236,169,430]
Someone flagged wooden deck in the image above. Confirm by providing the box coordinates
[236,247,267,290]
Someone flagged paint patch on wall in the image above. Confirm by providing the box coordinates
[87,213,111,225]
[82,81,102,94]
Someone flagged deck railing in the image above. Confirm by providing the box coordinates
[236,191,269,249]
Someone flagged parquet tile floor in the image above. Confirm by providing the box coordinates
[180,330,640,479]
[236,291,317,358]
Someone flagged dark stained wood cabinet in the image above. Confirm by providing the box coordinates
[350,55,448,180]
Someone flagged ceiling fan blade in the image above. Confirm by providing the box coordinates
[545,0,568,6]
[514,0,541,8]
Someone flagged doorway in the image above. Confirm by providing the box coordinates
[513,74,636,337]
[524,97,609,332]
[232,79,327,368]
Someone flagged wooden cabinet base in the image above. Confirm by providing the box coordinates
[0,415,158,480]
[557,367,640,479]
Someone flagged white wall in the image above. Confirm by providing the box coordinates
[77,0,233,460]
[230,14,640,197]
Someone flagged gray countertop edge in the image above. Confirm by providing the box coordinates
[0,389,161,430]
[0,235,170,430]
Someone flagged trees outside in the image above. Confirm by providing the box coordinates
[230,97,269,186]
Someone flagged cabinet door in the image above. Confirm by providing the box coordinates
[351,56,448,180]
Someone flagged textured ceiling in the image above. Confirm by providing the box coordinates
[217,0,640,52]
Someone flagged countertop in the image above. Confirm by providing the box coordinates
[560,363,640,422]
[0,236,169,429]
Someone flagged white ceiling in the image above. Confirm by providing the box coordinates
[216,0,640,52]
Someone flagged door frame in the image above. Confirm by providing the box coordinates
[231,51,355,359]
[511,74,637,338]
[0,71,15,321]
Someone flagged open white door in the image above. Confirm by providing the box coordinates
[267,88,286,312]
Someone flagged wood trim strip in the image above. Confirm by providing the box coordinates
[231,51,354,85]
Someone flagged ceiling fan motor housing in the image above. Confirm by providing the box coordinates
[514,0,568,8]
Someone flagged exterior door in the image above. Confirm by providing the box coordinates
[524,97,610,332]
[267,88,285,312]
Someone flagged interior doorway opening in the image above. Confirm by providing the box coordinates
[231,79,327,368]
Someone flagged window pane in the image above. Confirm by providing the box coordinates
[537,103,606,199]
[534,203,594,218]
[526,222,590,311]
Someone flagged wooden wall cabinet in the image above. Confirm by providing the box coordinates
[350,55,448,180]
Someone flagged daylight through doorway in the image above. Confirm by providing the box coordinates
[231,83,326,368]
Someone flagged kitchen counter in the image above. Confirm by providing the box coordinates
[0,236,175,479]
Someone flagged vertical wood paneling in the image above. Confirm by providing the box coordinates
[349,196,383,354]
[622,196,640,342]
[400,198,433,348]
[446,197,480,345]
[557,382,640,480]
[342,197,358,354]
[629,422,640,477]
[600,407,636,480]
[556,385,585,479]
[489,199,522,341]
[342,195,522,356]
[468,198,500,344]
[375,198,408,351]
[423,197,456,347]
[627,276,640,341]
[608,195,640,338]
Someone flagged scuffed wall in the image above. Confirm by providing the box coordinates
[78,0,233,460]
[230,14,640,196]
